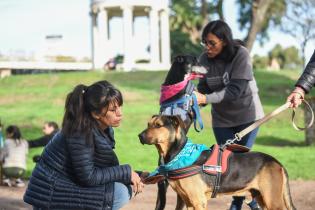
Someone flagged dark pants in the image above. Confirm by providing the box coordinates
[213,121,260,210]
[3,167,25,179]
[213,121,259,148]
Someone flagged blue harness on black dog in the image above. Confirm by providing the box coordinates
[160,81,204,132]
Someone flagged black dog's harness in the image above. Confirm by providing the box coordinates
[160,81,204,132]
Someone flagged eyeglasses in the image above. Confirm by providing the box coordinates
[200,39,222,48]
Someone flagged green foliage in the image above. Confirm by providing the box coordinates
[268,44,303,69]
[170,30,203,58]
[236,0,286,44]
[253,54,269,69]
[0,70,314,180]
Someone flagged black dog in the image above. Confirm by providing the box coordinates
[156,55,206,210]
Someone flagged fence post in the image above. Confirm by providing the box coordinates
[305,97,315,145]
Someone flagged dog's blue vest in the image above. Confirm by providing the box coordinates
[150,139,209,177]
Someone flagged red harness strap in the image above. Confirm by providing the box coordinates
[202,144,232,175]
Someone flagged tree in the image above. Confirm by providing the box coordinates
[268,44,303,69]
[236,0,286,52]
[170,0,223,57]
[252,54,269,70]
[281,0,315,67]
[170,0,224,44]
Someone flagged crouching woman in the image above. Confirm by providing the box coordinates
[24,80,144,210]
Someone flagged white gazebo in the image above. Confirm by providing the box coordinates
[90,0,171,71]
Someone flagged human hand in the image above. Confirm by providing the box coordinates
[131,170,144,196]
[287,87,305,108]
[193,91,207,105]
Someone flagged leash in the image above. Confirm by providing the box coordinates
[222,100,314,148]
[291,99,314,131]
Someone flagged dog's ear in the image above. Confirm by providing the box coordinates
[151,114,159,119]
[169,115,185,130]
[170,115,186,140]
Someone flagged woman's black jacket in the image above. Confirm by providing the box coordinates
[296,50,315,93]
[24,127,131,210]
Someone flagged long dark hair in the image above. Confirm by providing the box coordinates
[6,125,22,145]
[61,80,123,145]
[201,20,241,61]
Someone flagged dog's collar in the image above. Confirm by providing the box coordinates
[149,139,209,177]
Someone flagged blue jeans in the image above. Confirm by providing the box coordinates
[112,182,132,210]
[33,182,132,210]
[213,121,259,148]
[213,122,260,210]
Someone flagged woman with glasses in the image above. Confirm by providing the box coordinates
[194,20,264,210]
[24,80,145,210]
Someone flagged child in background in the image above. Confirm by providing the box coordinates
[2,125,28,187]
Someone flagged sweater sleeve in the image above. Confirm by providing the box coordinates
[295,50,315,93]
[28,134,53,148]
[67,135,131,187]
[205,79,248,103]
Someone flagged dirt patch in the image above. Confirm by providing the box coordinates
[0,180,314,210]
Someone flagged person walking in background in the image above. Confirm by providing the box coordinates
[24,80,145,210]
[194,20,264,210]
[28,121,59,162]
[28,121,59,148]
[2,125,28,187]
[287,50,315,108]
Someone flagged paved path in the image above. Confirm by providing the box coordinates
[0,180,314,210]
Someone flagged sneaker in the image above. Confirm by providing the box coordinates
[15,178,25,188]
[229,197,244,210]
[3,178,12,187]
[247,199,261,210]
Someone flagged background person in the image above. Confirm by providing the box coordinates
[287,50,315,108]
[2,125,28,187]
[28,121,59,162]
[194,20,264,210]
[24,80,144,210]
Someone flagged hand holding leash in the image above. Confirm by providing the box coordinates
[131,170,144,196]
[287,87,305,108]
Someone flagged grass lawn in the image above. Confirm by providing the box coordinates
[0,69,314,180]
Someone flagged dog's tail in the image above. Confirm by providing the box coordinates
[282,167,296,210]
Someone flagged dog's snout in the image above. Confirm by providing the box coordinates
[138,131,146,145]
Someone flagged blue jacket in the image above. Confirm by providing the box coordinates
[24,127,131,210]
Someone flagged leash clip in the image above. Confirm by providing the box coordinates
[221,135,239,149]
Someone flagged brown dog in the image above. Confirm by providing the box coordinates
[139,115,296,210]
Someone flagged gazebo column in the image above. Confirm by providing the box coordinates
[122,5,134,71]
[91,12,99,69]
[160,9,170,68]
[97,8,109,69]
[149,7,159,67]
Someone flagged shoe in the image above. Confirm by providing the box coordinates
[229,196,244,210]
[15,178,25,187]
[3,178,12,187]
[247,199,261,210]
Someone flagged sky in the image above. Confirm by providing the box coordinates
[0,0,313,62]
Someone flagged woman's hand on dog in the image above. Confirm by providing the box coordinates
[131,170,145,196]
[193,91,207,105]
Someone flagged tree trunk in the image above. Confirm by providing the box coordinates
[304,97,315,145]
[245,0,272,52]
